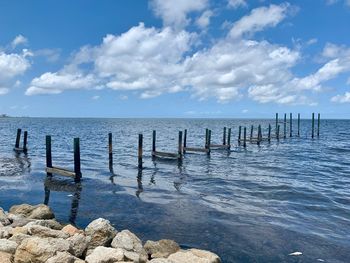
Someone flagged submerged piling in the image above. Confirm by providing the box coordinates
[178,131,183,158]
[268,124,271,142]
[238,126,242,145]
[298,113,300,137]
[73,138,81,183]
[275,113,278,132]
[312,113,315,138]
[223,127,227,145]
[257,125,262,145]
[243,127,247,148]
[15,129,21,149]
[207,130,212,154]
[227,128,231,149]
[290,113,292,137]
[183,129,187,154]
[317,113,320,137]
[46,135,52,177]
[277,125,280,141]
[284,113,287,139]
[23,131,28,152]
[250,125,254,141]
[152,130,156,155]
[108,133,113,171]
[138,134,143,169]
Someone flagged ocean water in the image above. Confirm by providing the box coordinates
[0,118,349,263]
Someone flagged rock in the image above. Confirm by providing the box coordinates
[149,259,173,263]
[124,250,148,263]
[67,233,90,258]
[144,239,180,258]
[45,251,85,263]
[10,226,29,236]
[25,219,62,230]
[0,227,12,239]
[9,204,54,220]
[10,218,32,228]
[0,208,11,226]
[27,225,69,239]
[111,230,144,254]
[62,224,82,236]
[85,246,124,263]
[168,249,221,263]
[0,251,13,263]
[85,218,117,249]
[0,239,18,254]
[14,236,71,263]
[9,234,31,245]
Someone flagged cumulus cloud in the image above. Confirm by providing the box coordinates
[0,51,31,80]
[331,92,350,103]
[229,3,291,38]
[11,35,28,48]
[0,88,9,95]
[228,0,247,9]
[196,10,214,29]
[150,0,208,29]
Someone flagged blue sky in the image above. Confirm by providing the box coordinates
[0,0,349,118]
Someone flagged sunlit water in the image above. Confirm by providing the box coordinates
[0,118,349,263]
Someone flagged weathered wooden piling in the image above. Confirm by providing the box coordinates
[23,131,28,152]
[15,129,21,149]
[250,125,254,141]
[317,113,320,137]
[312,113,315,138]
[227,128,231,149]
[108,133,113,170]
[183,129,187,154]
[257,125,262,145]
[178,131,183,157]
[46,135,52,176]
[284,113,287,139]
[73,138,81,182]
[238,126,241,145]
[152,130,156,154]
[183,129,209,154]
[276,113,278,132]
[138,134,143,169]
[243,127,247,148]
[290,113,292,137]
[298,113,300,137]
[207,129,212,154]
[268,124,271,142]
[277,125,280,141]
[223,127,227,145]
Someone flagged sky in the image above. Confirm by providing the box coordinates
[0,0,349,118]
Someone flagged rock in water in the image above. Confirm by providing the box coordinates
[85,246,124,263]
[85,218,117,250]
[168,249,221,263]
[9,204,54,220]
[144,239,180,258]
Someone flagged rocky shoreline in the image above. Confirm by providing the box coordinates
[0,203,221,263]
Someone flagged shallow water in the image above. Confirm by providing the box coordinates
[0,118,349,263]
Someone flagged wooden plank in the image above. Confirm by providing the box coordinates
[46,167,76,178]
[183,147,209,153]
[152,151,180,159]
[210,144,231,148]
[13,147,25,152]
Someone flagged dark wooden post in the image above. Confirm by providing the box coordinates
[243,127,247,148]
[138,134,143,169]
[74,138,81,182]
[15,129,21,149]
[250,125,254,141]
[257,125,262,145]
[275,113,278,132]
[178,131,183,158]
[108,133,113,170]
[205,129,209,149]
[46,135,52,176]
[268,124,271,142]
[23,131,28,152]
[290,113,292,137]
[312,113,315,138]
[238,126,241,145]
[227,128,231,148]
[223,127,226,145]
[317,113,320,137]
[152,130,156,155]
[207,130,211,154]
[277,125,280,141]
[284,113,287,139]
[183,129,187,154]
[298,113,300,137]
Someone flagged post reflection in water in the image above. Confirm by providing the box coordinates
[43,178,82,225]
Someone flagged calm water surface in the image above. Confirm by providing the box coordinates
[0,118,349,263]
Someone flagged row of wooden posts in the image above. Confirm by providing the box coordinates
[13,113,321,183]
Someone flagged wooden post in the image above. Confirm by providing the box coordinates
[152,130,156,155]
[298,113,300,137]
[257,125,262,145]
[183,129,187,154]
[108,133,113,170]
[227,128,231,148]
[15,129,21,148]
[46,135,52,176]
[238,126,241,145]
[250,125,254,141]
[243,127,247,148]
[23,131,28,152]
[290,113,292,137]
[312,113,315,138]
[205,129,209,149]
[317,113,320,137]
[178,131,183,158]
[223,127,226,145]
[268,124,271,142]
[277,125,280,141]
[74,138,81,182]
[275,113,278,133]
[284,113,287,139]
[207,130,211,154]
[138,134,143,169]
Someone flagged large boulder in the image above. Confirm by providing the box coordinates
[85,246,124,263]
[9,233,31,245]
[144,239,180,258]
[0,208,11,226]
[67,233,90,258]
[85,218,117,250]
[62,224,82,236]
[25,219,62,230]
[27,225,69,239]
[149,259,173,263]
[45,251,85,263]
[0,239,18,254]
[168,249,221,263]
[9,204,54,220]
[0,251,13,263]
[0,227,12,239]
[14,236,71,263]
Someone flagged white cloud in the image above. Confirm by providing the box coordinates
[0,88,9,95]
[150,0,208,29]
[92,95,100,100]
[331,92,350,103]
[228,0,247,9]
[11,35,28,48]
[306,38,318,45]
[196,10,213,29]
[229,3,290,38]
[0,51,30,80]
